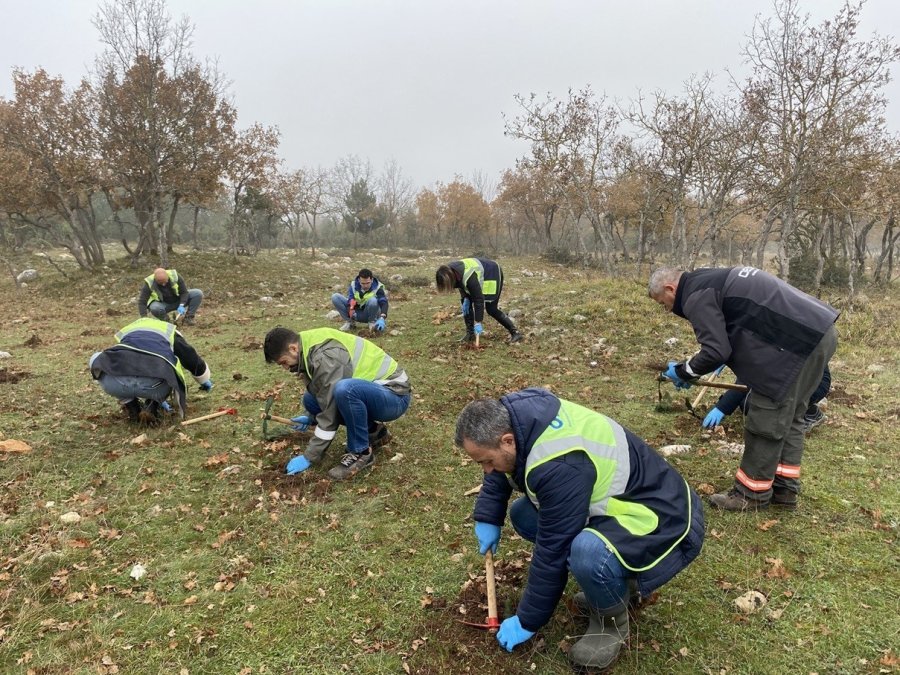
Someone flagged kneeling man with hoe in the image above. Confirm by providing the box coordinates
[455,388,704,670]
[263,326,411,480]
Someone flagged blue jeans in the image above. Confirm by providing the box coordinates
[331,294,381,324]
[510,496,630,611]
[148,289,203,318]
[97,374,171,403]
[303,379,410,453]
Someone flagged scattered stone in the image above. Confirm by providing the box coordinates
[16,269,38,283]
[389,329,401,336]
[129,564,147,581]
[0,351,11,359]
[866,364,885,374]
[131,433,148,446]
[715,441,744,456]
[59,512,82,525]
[325,310,340,320]
[658,444,691,457]
[389,453,405,463]
[734,590,767,614]
[260,296,273,303]
[571,314,588,322]
[508,309,523,319]
[664,337,679,347]
[390,274,403,282]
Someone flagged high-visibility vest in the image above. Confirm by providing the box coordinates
[114,317,187,386]
[299,327,398,382]
[144,269,180,306]
[460,258,498,297]
[352,279,381,305]
[524,398,693,573]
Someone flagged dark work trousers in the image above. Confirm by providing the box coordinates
[736,325,838,501]
[463,275,518,336]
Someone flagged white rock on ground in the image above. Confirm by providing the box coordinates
[59,512,82,524]
[16,269,39,283]
[325,310,340,320]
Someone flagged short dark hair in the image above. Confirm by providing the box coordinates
[435,265,455,293]
[358,268,373,279]
[263,326,299,363]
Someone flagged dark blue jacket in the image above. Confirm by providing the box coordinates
[345,277,389,317]
[473,388,704,631]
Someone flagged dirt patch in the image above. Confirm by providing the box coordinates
[105,307,124,316]
[240,336,263,351]
[0,367,30,383]
[255,467,333,503]
[827,383,863,407]
[23,333,42,347]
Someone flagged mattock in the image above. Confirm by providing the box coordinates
[458,551,501,632]
[180,407,237,426]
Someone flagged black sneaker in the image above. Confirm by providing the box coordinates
[368,423,392,449]
[457,331,475,343]
[327,448,374,481]
[802,405,825,433]
[138,400,161,426]
[184,316,196,326]
[122,399,141,422]
[771,487,799,509]
[509,332,524,344]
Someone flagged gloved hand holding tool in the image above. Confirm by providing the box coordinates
[664,361,692,390]
[374,317,386,332]
[474,521,501,555]
[291,414,313,432]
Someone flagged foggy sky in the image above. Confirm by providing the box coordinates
[2,0,898,190]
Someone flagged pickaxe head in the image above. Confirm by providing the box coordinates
[457,616,500,632]
[219,407,237,415]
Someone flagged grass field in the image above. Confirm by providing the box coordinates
[1,249,898,674]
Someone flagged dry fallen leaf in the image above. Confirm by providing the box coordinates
[757,519,779,531]
[130,433,148,446]
[0,439,32,454]
[59,512,82,524]
[734,590,767,614]
[764,557,791,579]
[183,595,198,606]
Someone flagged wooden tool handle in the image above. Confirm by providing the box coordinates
[181,409,231,426]
[484,551,498,626]
[691,369,720,408]
[261,413,296,425]
[656,376,747,392]
[475,333,480,349]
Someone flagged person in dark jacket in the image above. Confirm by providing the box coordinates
[649,266,838,511]
[89,317,213,424]
[137,268,203,325]
[455,388,704,670]
[703,365,831,434]
[331,268,389,333]
[436,257,523,343]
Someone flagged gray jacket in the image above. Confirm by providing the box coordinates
[673,266,838,402]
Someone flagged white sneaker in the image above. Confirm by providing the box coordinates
[339,321,355,332]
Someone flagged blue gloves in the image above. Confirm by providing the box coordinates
[474,521,501,555]
[474,322,483,336]
[176,305,186,316]
[199,379,213,391]
[461,298,471,315]
[286,455,311,475]
[160,400,172,413]
[497,616,535,652]
[291,414,312,432]
[702,407,726,428]
[374,317,386,332]
[664,361,692,390]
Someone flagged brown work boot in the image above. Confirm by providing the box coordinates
[771,487,798,509]
[709,488,769,511]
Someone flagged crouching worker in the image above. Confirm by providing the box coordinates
[455,388,705,670]
[89,317,213,424]
[263,326,411,481]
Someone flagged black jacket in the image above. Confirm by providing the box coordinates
[674,267,838,402]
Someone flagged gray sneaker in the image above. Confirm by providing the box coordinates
[339,321,355,332]
[802,405,826,433]
[327,448,374,480]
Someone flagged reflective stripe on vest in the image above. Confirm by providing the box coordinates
[524,399,669,571]
[114,317,186,385]
[299,327,398,382]
[144,269,180,306]
[461,258,497,296]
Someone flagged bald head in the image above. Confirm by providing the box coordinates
[153,268,170,285]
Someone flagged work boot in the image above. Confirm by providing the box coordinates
[771,487,798,509]
[184,316,196,326]
[568,601,629,670]
[457,331,475,343]
[122,399,141,422]
[709,488,769,511]
[138,399,161,426]
[509,331,524,344]
[328,448,374,481]
[368,423,391,449]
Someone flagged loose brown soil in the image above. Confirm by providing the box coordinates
[0,367,30,383]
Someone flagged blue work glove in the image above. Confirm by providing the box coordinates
[474,521,501,555]
[160,400,173,413]
[473,322,483,336]
[461,298,471,315]
[285,455,311,475]
[664,361,692,390]
[713,364,726,376]
[496,615,535,652]
[702,407,726,428]
[199,379,213,391]
[176,304,187,316]
[291,415,312,432]
[374,317,386,332]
